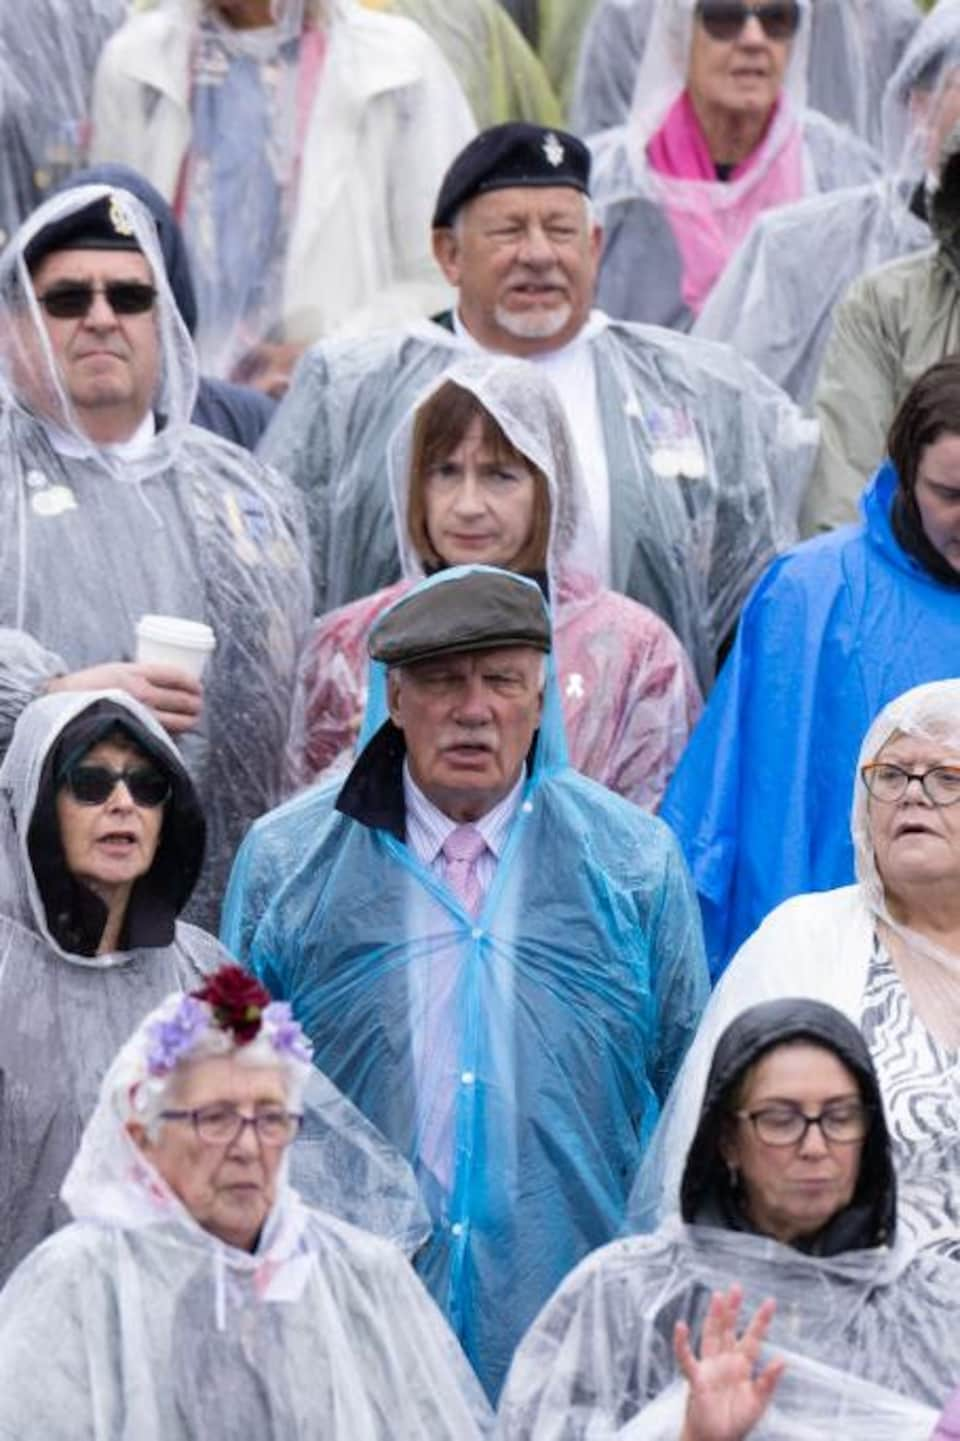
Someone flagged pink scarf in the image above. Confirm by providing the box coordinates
[647,90,805,316]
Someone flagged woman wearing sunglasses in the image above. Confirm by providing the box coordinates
[0,688,223,1288]
[498,1000,954,1440]
[589,0,880,332]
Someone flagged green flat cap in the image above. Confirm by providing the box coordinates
[368,569,551,667]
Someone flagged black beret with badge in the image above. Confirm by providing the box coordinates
[368,568,552,668]
[23,192,143,272]
[432,123,591,229]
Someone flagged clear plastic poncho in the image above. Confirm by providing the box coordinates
[572,0,920,147]
[0,689,226,1286]
[0,0,129,233]
[0,991,494,1439]
[693,5,960,407]
[293,354,701,807]
[259,318,816,691]
[91,0,476,375]
[589,0,881,331]
[639,677,960,1259]
[498,998,960,1440]
[0,184,312,931]
[374,0,562,128]
[222,565,709,1399]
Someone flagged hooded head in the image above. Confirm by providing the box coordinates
[881,0,960,178]
[0,691,205,960]
[680,998,895,1255]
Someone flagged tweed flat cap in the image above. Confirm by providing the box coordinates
[23,193,143,271]
[432,123,590,229]
[368,569,552,667]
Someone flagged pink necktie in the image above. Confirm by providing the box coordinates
[441,824,487,916]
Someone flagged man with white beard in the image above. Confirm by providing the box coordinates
[262,123,815,690]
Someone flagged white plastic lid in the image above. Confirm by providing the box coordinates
[135,614,217,651]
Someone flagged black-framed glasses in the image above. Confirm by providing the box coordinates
[158,1104,304,1147]
[860,762,960,807]
[62,764,171,808]
[35,281,157,319]
[733,1101,872,1147]
[695,1,801,42]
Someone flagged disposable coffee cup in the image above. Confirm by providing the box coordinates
[135,615,216,681]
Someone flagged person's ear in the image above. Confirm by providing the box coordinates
[126,1119,151,1154]
[432,227,462,287]
[387,670,404,730]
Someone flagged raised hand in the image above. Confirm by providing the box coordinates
[675,1285,785,1441]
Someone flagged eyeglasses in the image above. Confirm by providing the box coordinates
[158,1104,304,1147]
[860,762,960,807]
[695,1,801,42]
[733,1102,872,1147]
[35,281,157,319]
[62,764,171,808]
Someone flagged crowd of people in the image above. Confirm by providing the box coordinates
[2,0,960,1437]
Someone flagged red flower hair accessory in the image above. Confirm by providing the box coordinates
[191,965,273,1045]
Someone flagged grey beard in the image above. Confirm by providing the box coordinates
[493,301,573,341]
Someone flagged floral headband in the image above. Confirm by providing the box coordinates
[145,964,312,1078]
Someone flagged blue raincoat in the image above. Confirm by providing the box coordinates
[662,461,960,979]
[222,568,708,1400]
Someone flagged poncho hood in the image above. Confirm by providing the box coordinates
[680,998,896,1254]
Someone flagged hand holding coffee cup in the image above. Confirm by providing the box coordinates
[45,658,204,735]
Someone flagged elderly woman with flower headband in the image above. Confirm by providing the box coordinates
[0,961,493,1439]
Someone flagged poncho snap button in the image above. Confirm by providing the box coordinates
[461,1070,475,1085]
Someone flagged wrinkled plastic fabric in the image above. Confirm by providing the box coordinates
[0,1015,493,1439]
[572,0,919,147]
[660,461,960,978]
[372,0,562,127]
[0,185,312,930]
[293,355,701,806]
[0,0,128,238]
[0,689,226,1287]
[935,1389,960,1440]
[92,0,475,374]
[694,7,960,406]
[222,566,709,1399]
[260,316,815,691]
[588,0,881,331]
[497,1221,954,1440]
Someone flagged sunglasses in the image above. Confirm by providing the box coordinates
[695,1,801,42]
[62,764,171,808]
[35,281,158,320]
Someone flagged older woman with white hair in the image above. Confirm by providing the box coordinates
[0,963,493,1438]
[590,0,881,331]
[632,678,960,1260]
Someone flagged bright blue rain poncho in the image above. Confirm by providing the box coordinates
[222,566,708,1400]
[662,461,960,979]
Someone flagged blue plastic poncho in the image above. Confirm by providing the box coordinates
[661,461,960,978]
[222,567,708,1400]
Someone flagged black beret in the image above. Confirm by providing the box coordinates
[368,569,552,668]
[23,193,143,272]
[432,123,591,229]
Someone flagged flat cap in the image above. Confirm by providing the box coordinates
[432,123,590,229]
[23,192,143,272]
[368,568,552,667]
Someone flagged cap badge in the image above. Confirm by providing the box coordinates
[108,194,135,238]
[542,132,565,168]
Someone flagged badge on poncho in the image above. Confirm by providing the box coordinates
[643,406,708,480]
[30,483,78,518]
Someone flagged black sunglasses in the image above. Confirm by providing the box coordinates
[695,1,801,42]
[62,764,171,808]
[35,281,158,319]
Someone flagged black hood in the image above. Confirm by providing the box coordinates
[680,999,896,1255]
[27,699,205,956]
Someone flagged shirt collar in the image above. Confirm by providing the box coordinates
[41,409,157,461]
[402,759,525,864]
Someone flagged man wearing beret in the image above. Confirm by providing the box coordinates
[0,184,311,929]
[223,565,709,1400]
[261,121,815,691]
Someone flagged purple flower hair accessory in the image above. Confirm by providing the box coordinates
[145,995,210,1077]
[262,1001,313,1064]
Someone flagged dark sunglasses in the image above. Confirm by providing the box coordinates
[695,1,801,42]
[62,764,171,808]
[35,281,158,319]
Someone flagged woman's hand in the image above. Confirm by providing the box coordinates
[675,1285,785,1441]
